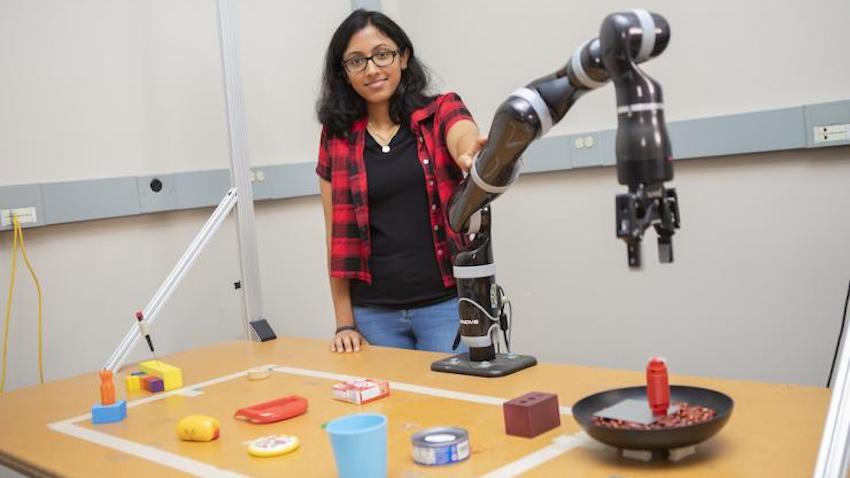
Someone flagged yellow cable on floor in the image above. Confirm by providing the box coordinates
[0,215,45,393]
[1,218,20,394]
[14,216,44,384]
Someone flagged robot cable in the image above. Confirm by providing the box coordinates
[458,294,511,353]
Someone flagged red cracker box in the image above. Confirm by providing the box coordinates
[332,378,390,405]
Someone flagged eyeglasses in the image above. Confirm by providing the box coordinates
[342,50,399,73]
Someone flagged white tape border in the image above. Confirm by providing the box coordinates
[47,422,249,478]
[481,431,607,478]
[274,365,512,407]
[273,365,585,477]
[48,363,589,478]
[45,365,279,476]
[274,366,574,415]
[49,365,276,427]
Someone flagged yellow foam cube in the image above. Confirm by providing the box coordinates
[139,360,183,391]
[125,374,141,392]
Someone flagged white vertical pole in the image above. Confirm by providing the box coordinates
[814,314,850,477]
[216,0,264,339]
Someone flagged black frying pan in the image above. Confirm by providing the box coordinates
[572,385,733,450]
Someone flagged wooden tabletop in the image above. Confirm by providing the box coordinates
[0,336,831,477]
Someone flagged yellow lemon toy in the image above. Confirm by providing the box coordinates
[177,415,220,442]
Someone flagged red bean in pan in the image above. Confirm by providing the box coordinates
[591,402,716,430]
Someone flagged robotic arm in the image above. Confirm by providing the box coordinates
[433,10,680,376]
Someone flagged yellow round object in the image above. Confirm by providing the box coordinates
[248,434,300,457]
[176,415,220,442]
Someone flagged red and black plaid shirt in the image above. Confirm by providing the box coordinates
[316,92,474,287]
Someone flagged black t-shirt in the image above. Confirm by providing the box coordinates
[349,126,456,308]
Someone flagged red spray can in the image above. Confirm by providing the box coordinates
[646,356,670,416]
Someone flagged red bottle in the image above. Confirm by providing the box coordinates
[646,356,670,416]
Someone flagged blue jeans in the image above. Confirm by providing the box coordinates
[353,298,467,353]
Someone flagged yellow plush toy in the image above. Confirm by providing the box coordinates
[176,415,220,442]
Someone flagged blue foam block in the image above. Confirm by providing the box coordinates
[91,400,127,424]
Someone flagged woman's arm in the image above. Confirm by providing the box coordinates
[446,119,486,172]
[320,178,367,353]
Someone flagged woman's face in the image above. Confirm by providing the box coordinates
[342,24,408,107]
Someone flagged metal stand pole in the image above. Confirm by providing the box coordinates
[104,189,238,372]
[217,0,265,338]
[103,0,275,373]
[814,286,850,477]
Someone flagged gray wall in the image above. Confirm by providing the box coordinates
[0,0,848,392]
[0,0,346,391]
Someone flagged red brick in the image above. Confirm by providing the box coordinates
[503,391,561,438]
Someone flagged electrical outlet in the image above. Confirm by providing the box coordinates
[813,124,848,144]
[1,207,38,227]
[574,135,596,149]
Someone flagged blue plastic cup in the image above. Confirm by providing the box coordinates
[325,413,388,478]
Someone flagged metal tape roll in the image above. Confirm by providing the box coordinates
[411,427,470,466]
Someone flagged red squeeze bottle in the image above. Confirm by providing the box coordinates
[646,356,670,417]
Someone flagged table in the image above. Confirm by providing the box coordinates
[0,336,831,477]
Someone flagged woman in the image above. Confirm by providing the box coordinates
[316,9,484,353]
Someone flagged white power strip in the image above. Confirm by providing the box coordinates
[0,207,37,227]
[814,123,849,144]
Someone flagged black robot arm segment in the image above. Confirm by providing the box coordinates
[448,9,676,265]
[447,93,540,233]
[446,70,588,233]
[600,10,678,266]
[442,10,678,374]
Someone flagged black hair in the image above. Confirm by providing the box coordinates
[316,9,433,138]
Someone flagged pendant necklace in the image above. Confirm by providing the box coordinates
[367,123,400,153]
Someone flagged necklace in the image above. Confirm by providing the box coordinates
[367,123,400,153]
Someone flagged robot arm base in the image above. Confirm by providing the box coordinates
[431,352,538,377]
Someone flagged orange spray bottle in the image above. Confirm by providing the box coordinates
[99,369,116,406]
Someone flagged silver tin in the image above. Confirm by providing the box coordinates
[411,427,470,466]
